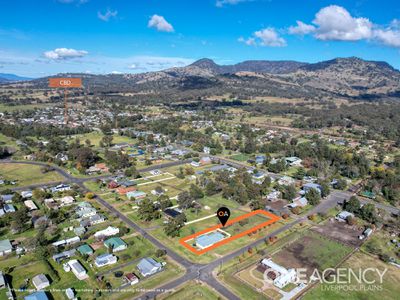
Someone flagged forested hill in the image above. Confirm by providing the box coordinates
[7,57,400,101]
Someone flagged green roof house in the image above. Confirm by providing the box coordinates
[104,237,127,252]
[77,244,94,256]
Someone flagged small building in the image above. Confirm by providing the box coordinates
[267,190,281,201]
[200,156,212,165]
[95,253,117,267]
[32,274,50,290]
[50,184,71,193]
[137,257,164,277]
[21,190,33,198]
[126,191,147,200]
[57,196,75,207]
[52,249,76,263]
[124,273,139,285]
[104,237,127,252]
[67,259,88,280]
[0,239,12,256]
[4,204,15,213]
[116,186,136,195]
[1,194,13,203]
[94,226,119,238]
[164,208,182,219]
[77,244,94,256]
[303,183,322,194]
[24,200,38,211]
[24,291,49,300]
[285,156,302,166]
[335,211,354,222]
[287,197,308,208]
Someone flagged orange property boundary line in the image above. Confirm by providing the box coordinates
[179,209,280,255]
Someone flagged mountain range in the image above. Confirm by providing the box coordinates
[0,73,32,82]
[6,57,400,101]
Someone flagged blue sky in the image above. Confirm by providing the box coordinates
[0,0,399,77]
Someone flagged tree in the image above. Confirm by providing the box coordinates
[282,185,296,201]
[177,191,193,209]
[189,184,204,200]
[306,188,321,206]
[163,214,186,237]
[319,181,331,197]
[344,196,361,213]
[137,198,161,221]
[205,180,218,196]
[359,203,377,223]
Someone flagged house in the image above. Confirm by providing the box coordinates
[287,197,308,208]
[203,146,211,154]
[94,163,109,173]
[55,153,68,162]
[95,253,117,267]
[335,211,354,222]
[4,204,15,213]
[208,164,229,172]
[200,156,212,165]
[265,200,290,216]
[32,216,49,229]
[52,249,76,263]
[21,190,33,198]
[116,186,136,195]
[77,244,94,256]
[107,181,119,189]
[285,156,302,166]
[164,208,182,219]
[76,202,97,218]
[137,257,164,277]
[267,190,281,201]
[260,258,297,289]
[32,274,50,290]
[74,226,86,236]
[278,176,295,186]
[94,226,119,238]
[104,237,127,252]
[302,183,322,194]
[67,259,88,280]
[124,273,139,285]
[0,239,11,256]
[24,291,49,300]
[80,214,105,227]
[255,155,266,165]
[44,198,58,210]
[190,161,201,167]
[1,194,13,203]
[57,196,75,207]
[50,184,71,193]
[24,200,38,211]
[126,191,147,200]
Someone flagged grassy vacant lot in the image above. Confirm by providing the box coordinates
[160,280,223,300]
[0,163,65,188]
[229,153,251,162]
[303,252,400,300]
[0,103,57,112]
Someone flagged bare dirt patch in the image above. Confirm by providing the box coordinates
[311,220,364,247]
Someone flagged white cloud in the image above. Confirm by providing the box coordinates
[148,15,174,32]
[313,5,372,41]
[44,48,88,60]
[288,5,400,48]
[240,28,286,47]
[98,8,118,22]
[373,29,400,48]
[216,0,248,7]
[288,21,316,35]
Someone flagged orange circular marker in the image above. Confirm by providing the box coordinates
[217,207,231,227]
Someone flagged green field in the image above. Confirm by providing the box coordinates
[304,252,400,300]
[0,163,65,188]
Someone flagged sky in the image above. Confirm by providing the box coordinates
[0,0,399,77]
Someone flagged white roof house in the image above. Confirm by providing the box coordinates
[0,239,12,256]
[57,196,75,207]
[32,274,50,290]
[335,211,354,222]
[94,226,119,238]
[137,257,164,277]
[24,200,38,211]
[261,258,297,289]
[67,260,88,280]
[95,254,117,267]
